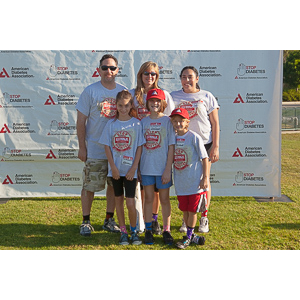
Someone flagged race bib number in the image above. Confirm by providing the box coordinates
[176,138,185,147]
[122,155,133,166]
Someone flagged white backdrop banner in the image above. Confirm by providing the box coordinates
[0,50,282,197]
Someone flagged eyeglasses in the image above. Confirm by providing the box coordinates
[143,71,157,76]
[100,65,118,71]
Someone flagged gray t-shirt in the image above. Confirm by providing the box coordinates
[76,81,127,159]
[99,118,145,178]
[140,115,175,176]
[173,130,208,195]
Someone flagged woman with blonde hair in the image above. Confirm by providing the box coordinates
[129,61,175,235]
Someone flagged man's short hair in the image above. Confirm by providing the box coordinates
[100,54,118,66]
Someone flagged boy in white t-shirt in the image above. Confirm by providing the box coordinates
[170,108,208,249]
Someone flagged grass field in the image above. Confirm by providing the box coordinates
[0,133,299,250]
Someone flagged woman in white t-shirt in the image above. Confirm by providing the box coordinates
[129,61,175,235]
[171,66,220,234]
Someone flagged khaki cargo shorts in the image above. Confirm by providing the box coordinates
[82,158,113,192]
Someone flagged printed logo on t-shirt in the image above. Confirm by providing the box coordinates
[144,129,161,150]
[178,101,198,119]
[99,97,117,118]
[174,148,188,170]
[136,104,150,120]
[113,130,132,152]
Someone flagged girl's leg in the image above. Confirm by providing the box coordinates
[124,178,138,231]
[152,191,160,215]
[115,195,125,228]
[144,185,155,224]
[126,197,137,229]
[158,188,171,231]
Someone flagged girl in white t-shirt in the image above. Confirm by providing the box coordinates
[99,90,146,246]
[140,88,176,245]
[171,66,220,234]
[129,61,175,236]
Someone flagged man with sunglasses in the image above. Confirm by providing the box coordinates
[76,54,127,236]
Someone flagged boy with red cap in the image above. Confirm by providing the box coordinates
[170,107,208,249]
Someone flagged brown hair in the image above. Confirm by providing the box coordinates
[100,54,118,67]
[146,98,168,113]
[115,90,137,119]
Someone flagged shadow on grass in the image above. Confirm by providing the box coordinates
[266,223,300,230]
[0,224,186,249]
[0,223,122,249]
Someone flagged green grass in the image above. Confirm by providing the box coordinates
[1,133,299,250]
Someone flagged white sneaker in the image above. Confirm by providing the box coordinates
[179,219,187,233]
[198,217,209,233]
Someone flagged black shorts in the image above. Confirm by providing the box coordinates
[205,142,213,155]
[111,177,137,198]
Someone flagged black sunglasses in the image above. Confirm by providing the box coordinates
[100,65,118,71]
[143,71,157,76]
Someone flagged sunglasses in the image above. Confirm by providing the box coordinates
[100,65,118,71]
[143,71,157,76]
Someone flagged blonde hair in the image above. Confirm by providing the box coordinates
[135,61,160,107]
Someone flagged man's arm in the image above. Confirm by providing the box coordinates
[77,110,88,162]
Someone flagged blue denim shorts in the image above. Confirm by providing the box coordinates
[141,175,173,189]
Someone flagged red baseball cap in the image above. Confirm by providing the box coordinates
[146,88,165,101]
[170,108,190,120]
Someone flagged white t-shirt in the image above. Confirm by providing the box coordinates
[170,89,219,144]
[99,118,145,178]
[129,88,175,120]
[76,81,127,159]
[173,130,208,196]
[140,115,176,176]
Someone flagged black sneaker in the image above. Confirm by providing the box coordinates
[144,230,154,245]
[191,234,206,245]
[152,220,162,235]
[163,231,174,245]
[176,236,191,249]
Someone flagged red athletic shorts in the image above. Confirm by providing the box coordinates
[177,191,207,213]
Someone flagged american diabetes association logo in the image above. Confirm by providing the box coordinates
[174,148,188,170]
[46,65,80,81]
[233,171,266,187]
[235,63,267,80]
